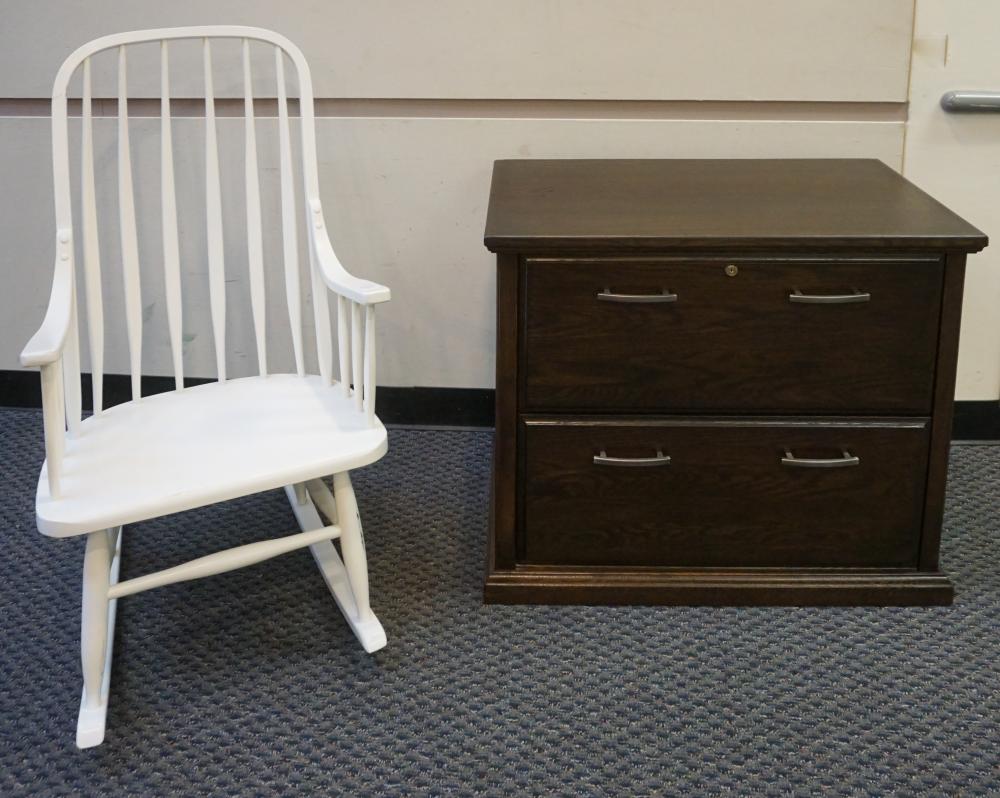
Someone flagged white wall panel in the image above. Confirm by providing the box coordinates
[0,1,913,101]
[1,115,903,387]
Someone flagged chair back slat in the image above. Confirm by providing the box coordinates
[363,306,375,425]
[275,47,304,376]
[80,57,104,413]
[295,45,333,385]
[309,240,333,384]
[62,298,82,434]
[242,39,267,377]
[203,38,227,383]
[336,295,351,398]
[350,302,363,411]
[160,41,184,391]
[117,46,143,401]
[41,362,67,494]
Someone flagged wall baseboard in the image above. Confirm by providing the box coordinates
[952,401,1000,442]
[1,369,998,438]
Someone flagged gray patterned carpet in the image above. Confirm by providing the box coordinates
[1,407,999,796]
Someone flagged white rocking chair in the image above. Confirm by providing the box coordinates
[21,27,391,748]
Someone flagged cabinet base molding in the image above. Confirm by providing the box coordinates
[484,565,954,606]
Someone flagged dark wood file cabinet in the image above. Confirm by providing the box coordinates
[483,158,987,605]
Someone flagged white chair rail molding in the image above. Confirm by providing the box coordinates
[21,25,391,749]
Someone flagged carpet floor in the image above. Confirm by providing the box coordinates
[1,407,999,796]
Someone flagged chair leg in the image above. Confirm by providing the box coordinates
[332,471,375,625]
[284,480,386,653]
[77,526,122,748]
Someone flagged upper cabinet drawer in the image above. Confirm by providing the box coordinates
[523,257,943,413]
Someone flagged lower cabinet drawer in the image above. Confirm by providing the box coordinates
[522,418,930,568]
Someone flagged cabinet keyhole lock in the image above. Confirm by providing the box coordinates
[724,264,739,277]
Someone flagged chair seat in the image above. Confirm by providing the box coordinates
[36,374,387,537]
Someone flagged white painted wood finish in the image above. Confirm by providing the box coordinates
[20,28,391,748]
[337,294,351,397]
[287,480,387,652]
[76,526,121,748]
[275,47,304,376]
[160,42,184,391]
[305,476,339,523]
[904,0,1000,399]
[331,471,375,624]
[310,244,333,383]
[80,529,112,713]
[203,38,226,382]
[364,305,376,426]
[81,58,105,413]
[243,38,267,376]
[39,363,66,496]
[35,374,387,536]
[108,523,341,600]
[117,47,143,402]
[351,300,363,411]
[62,285,82,435]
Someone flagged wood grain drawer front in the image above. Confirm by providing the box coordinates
[522,418,930,568]
[523,258,943,413]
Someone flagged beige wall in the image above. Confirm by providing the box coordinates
[1,1,936,391]
[0,1,914,100]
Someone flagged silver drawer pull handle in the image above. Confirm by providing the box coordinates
[781,449,860,468]
[597,288,677,303]
[593,449,671,467]
[789,288,871,304]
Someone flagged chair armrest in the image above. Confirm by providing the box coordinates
[21,255,73,367]
[309,200,391,305]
